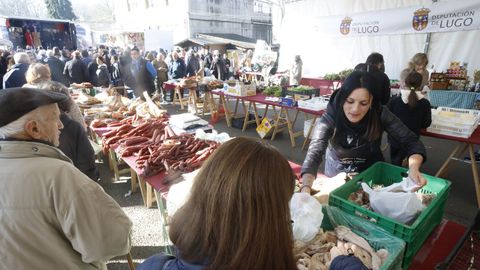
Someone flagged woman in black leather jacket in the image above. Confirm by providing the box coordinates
[300,71,427,194]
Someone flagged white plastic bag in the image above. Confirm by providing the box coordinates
[289,193,324,242]
[361,177,425,224]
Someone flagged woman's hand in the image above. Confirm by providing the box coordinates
[301,173,315,194]
[408,154,427,191]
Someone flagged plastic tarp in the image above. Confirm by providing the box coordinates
[275,0,480,81]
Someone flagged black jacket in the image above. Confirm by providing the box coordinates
[301,106,426,177]
[64,58,89,84]
[2,63,29,89]
[87,61,99,86]
[58,114,98,180]
[45,56,69,86]
[387,97,432,146]
[96,64,111,87]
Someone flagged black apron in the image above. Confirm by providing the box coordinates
[324,139,384,177]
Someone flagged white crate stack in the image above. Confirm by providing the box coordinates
[427,107,480,138]
[297,97,329,111]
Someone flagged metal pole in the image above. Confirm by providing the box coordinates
[424,0,439,54]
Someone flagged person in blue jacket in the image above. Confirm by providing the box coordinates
[138,137,297,270]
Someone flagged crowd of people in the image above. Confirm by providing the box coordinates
[0,43,435,269]
[0,45,243,100]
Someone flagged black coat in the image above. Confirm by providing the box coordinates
[301,106,426,177]
[387,97,432,144]
[58,114,97,180]
[2,63,29,89]
[63,58,89,84]
[45,56,69,86]
[87,61,99,86]
[96,64,111,87]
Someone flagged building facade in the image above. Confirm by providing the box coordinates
[113,0,272,49]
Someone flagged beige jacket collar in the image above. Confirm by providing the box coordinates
[0,140,72,163]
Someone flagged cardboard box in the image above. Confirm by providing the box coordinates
[256,117,274,138]
[225,82,256,96]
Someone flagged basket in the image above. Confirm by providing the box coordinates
[321,206,405,270]
[435,210,480,269]
[329,162,451,268]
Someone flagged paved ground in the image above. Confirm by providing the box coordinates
[102,102,478,269]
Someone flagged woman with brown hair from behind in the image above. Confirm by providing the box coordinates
[138,137,297,270]
[387,71,432,166]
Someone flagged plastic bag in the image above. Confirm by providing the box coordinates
[289,193,324,242]
[324,206,405,270]
[361,177,425,224]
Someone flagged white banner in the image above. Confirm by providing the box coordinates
[313,0,480,37]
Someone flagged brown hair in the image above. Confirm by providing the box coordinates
[169,137,297,270]
[26,63,51,84]
[407,53,429,70]
[405,71,423,108]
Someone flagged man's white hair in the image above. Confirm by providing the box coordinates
[0,109,42,139]
[46,50,55,57]
[13,52,30,64]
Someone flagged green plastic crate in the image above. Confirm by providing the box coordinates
[321,205,405,270]
[328,162,451,268]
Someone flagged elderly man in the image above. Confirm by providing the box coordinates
[64,50,89,85]
[0,88,132,269]
[2,52,31,88]
[45,49,69,86]
[168,51,186,80]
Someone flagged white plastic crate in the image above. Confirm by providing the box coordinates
[428,107,480,138]
[431,107,480,127]
[297,97,328,111]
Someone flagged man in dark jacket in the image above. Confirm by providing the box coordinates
[45,50,69,86]
[0,51,9,89]
[210,50,226,81]
[87,53,99,86]
[63,51,89,84]
[365,52,391,105]
[168,51,186,79]
[130,47,156,98]
[3,52,30,89]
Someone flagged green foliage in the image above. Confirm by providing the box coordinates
[287,85,315,92]
[263,86,282,97]
[323,68,354,81]
[45,0,77,20]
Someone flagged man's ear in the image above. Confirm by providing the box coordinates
[24,120,41,140]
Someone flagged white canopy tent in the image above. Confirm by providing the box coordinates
[275,0,480,81]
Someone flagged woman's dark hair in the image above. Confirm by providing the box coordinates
[169,137,296,270]
[404,71,423,108]
[333,71,382,141]
[366,52,384,65]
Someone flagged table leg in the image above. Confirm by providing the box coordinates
[302,115,318,151]
[435,143,465,178]
[154,190,174,255]
[271,106,283,141]
[283,108,296,147]
[146,182,155,208]
[252,102,260,126]
[242,100,253,132]
[130,168,138,193]
[109,148,120,181]
[468,144,480,208]
[137,176,148,207]
[175,87,185,110]
[221,95,232,127]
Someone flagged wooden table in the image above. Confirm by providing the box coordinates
[422,127,480,207]
[211,90,257,130]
